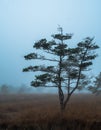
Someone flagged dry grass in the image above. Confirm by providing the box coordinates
[0,93,101,129]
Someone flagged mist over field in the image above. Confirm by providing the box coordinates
[0,84,58,94]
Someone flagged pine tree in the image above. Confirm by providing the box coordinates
[23,27,99,111]
[89,72,101,95]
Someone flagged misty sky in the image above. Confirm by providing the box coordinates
[0,0,101,87]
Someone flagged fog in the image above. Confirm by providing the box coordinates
[0,0,101,88]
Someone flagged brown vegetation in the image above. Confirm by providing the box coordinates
[0,93,101,130]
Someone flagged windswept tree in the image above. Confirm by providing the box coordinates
[89,72,101,95]
[23,27,99,111]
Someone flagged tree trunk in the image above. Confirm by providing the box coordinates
[58,87,64,111]
[59,94,71,113]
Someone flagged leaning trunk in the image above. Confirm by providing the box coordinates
[60,94,71,113]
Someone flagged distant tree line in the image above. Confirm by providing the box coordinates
[0,84,32,94]
[0,71,101,95]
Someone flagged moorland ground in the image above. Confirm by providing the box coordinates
[0,93,101,130]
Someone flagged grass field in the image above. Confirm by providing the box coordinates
[0,93,101,130]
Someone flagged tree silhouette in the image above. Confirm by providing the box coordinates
[89,72,101,95]
[23,27,99,111]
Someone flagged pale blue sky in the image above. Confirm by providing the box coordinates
[0,0,101,87]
